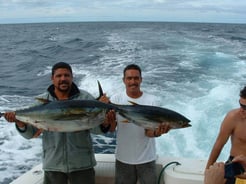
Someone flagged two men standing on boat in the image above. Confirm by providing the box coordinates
[3,62,170,184]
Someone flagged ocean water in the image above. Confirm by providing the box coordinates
[0,21,246,183]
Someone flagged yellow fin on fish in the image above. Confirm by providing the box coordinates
[128,101,139,105]
[68,109,86,115]
[121,119,129,123]
[35,98,51,104]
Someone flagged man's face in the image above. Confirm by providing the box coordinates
[239,97,246,118]
[51,68,73,93]
[123,69,142,93]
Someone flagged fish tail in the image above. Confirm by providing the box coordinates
[96,80,104,100]
[96,81,118,111]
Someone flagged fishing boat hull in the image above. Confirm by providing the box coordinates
[10,154,206,184]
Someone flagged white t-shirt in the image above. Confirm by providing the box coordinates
[110,91,159,164]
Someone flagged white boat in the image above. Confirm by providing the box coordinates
[10,154,206,184]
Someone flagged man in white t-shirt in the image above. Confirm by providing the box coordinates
[110,64,170,184]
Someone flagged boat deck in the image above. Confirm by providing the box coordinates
[10,154,206,184]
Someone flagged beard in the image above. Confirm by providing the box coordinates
[57,81,71,93]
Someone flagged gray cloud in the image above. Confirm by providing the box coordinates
[0,0,245,23]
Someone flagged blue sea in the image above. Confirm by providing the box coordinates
[0,21,246,183]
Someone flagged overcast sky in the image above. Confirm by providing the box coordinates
[1,0,246,24]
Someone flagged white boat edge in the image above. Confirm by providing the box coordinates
[10,154,206,184]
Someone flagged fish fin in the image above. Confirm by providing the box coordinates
[121,120,129,123]
[69,109,86,115]
[96,80,104,100]
[95,80,113,103]
[0,112,4,118]
[35,98,51,104]
[128,101,139,105]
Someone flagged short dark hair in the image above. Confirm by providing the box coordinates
[52,62,73,75]
[123,64,142,77]
[240,86,246,98]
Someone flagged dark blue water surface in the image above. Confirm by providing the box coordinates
[0,22,246,183]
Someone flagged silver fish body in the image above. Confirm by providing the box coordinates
[15,100,115,132]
